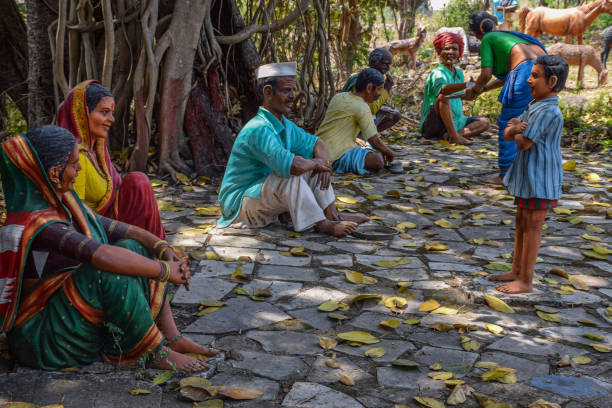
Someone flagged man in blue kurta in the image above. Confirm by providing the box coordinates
[217,62,368,237]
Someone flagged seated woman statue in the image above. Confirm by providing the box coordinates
[57,80,166,239]
[0,126,217,371]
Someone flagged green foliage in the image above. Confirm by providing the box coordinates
[466,89,502,121]
[2,97,27,140]
[560,92,612,152]
[418,45,435,63]
[430,0,482,33]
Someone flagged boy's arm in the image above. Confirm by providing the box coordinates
[503,118,524,141]
[514,132,535,151]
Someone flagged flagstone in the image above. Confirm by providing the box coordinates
[259,249,312,266]
[277,287,350,310]
[197,260,255,278]
[334,339,416,362]
[230,350,306,380]
[210,371,280,401]
[281,382,364,408]
[488,332,584,357]
[172,277,236,305]
[256,264,319,282]
[314,254,354,266]
[184,297,291,334]
[307,356,373,383]
[241,279,302,302]
[208,235,276,249]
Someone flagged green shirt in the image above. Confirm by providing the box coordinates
[217,107,318,227]
[316,92,378,162]
[480,31,532,76]
[420,64,467,133]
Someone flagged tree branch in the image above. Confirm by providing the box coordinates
[216,0,312,45]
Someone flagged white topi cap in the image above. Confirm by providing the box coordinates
[256,62,297,79]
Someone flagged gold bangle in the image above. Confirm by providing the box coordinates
[158,246,170,260]
[158,261,171,282]
[153,240,169,250]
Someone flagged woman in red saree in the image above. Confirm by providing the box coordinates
[57,80,166,239]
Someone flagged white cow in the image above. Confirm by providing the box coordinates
[435,27,470,63]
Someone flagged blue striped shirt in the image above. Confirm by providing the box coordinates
[503,97,563,200]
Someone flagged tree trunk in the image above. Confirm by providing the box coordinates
[25,0,57,127]
[184,68,234,177]
[0,0,29,120]
[156,0,209,176]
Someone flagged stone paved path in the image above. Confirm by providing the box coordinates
[1,128,610,407]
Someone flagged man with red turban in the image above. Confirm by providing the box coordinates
[420,32,490,144]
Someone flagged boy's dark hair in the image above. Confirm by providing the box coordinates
[535,55,569,92]
[468,11,497,36]
[355,68,385,92]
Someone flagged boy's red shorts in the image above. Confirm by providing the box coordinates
[514,197,558,210]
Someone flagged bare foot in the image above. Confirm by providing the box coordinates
[339,214,370,224]
[169,335,219,356]
[488,272,519,282]
[483,175,503,185]
[153,349,208,372]
[316,220,358,237]
[451,135,472,145]
[495,280,533,294]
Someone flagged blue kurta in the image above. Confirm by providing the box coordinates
[503,97,563,200]
[217,107,318,227]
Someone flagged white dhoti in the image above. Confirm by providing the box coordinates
[233,171,335,231]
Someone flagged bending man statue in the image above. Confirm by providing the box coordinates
[217,62,368,237]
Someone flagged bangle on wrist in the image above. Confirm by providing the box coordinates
[157,261,171,282]
[153,239,169,250]
[158,246,171,260]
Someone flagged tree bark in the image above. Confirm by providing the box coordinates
[25,0,57,126]
[0,0,29,120]
[184,68,234,177]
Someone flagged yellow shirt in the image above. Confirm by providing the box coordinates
[368,88,389,115]
[73,151,109,209]
[316,93,378,162]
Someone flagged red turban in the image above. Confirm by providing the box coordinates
[433,32,464,58]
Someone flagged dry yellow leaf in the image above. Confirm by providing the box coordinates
[418,208,434,214]
[217,386,263,400]
[413,396,445,408]
[396,221,417,230]
[572,355,591,365]
[581,233,602,242]
[193,401,223,408]
[418,299,440,312]
[338,374,355,386]
[481,367,515,381]
[591,343,611,352]
[383,296,408,308]
[367,194,383,200]
[379,319,402,329]
[486,323,504,335]
[129,389,152,395]
[373,257,411,267]
[428,371,454,380]
[337,196,358,204]
[562,160,576,171]
[319,336,338,350]
[528,399,562,408]
[569,276,588,291]
[431,306,458,315]
[404,318,421,325]
[435,218,458,228]
[536,311,560,322]
[432,323,454,332]
[586,172,601,182]
[425,242,449,251]
[553,207,573,215]
[343,270,377,285]
[474,361,500,369]
[447,384,466,405]
[430,362,443,370]
[195,307,221,317]
[445,379,465,386]
[195,206,221,216]
[498,373,517,384]
[337,331,380,344]
[460,336,480,351]
[318,301,349,312]
[365,347,387,358]
[484,295,515,314]
[325,358,340,368]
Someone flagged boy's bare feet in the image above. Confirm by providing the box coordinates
[153,348,208,372]
[483,175,503,185]
[338,214,370,224]
[169,335,219,356]
[488,272,519,282]
[495,280,533,294]
[315,220,358,237]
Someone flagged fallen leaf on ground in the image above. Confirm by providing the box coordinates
[373,257,412,267]
[557,355,571,367]
[195,306,221,317]
[481,367,516,381]
[152,371,172,385]
[383,296,408,308]
[338,374,355,386]
[318,301,349,312]
[391,359,420,368]
[337,196,358,204]
[549,268,569,278]
[413,396,445,408]
[460,336,480,351]
[418,299,440,312]
[325,358,340,368]
[485,323,504,334]
[484,295,515,313]
[365,347,387,358]
[528,399,561,408]
[583,333,604,341]
[569,276,588,291]
[337,331,379,344]
[428,371,454,380]
[474,361,500,369]
[435,218,458,228]
[129,389,151,395]
[327,312,348,320]
[586,224,605,233]
[581,233,602,242]
[590,343,611,352]
[562,160,576,171]
[343,270,377,285]
[572,355,591,365]
[432,323,454,332]
[424,242,449,251]
[447,384,466,405]
[351,294,383,303]
[217,386,263,400]
[431,306,458,315]
[430,362,443,370]
[396,221,417,230]
[404,318,420,325]
[485,262,512,272]
[379,319,402,329]
[193,400,223,408]
[319,337,338,350]
[536,311,560,322]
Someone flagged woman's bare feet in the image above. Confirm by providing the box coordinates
[153,348,208,372]
[495,280,533,294]
[169,335,219,356]
[315,220,358,237]
[488,272,519,282]
[483,175,503,185]
[338,214,370,224]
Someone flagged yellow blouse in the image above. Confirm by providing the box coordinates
[73,151,109,209]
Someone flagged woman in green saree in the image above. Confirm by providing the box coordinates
[0,125,217,371]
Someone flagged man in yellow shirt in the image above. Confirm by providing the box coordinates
[341,48,401,132]
[317,68,395,175]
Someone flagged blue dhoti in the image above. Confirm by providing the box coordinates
[496,59,535,174]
